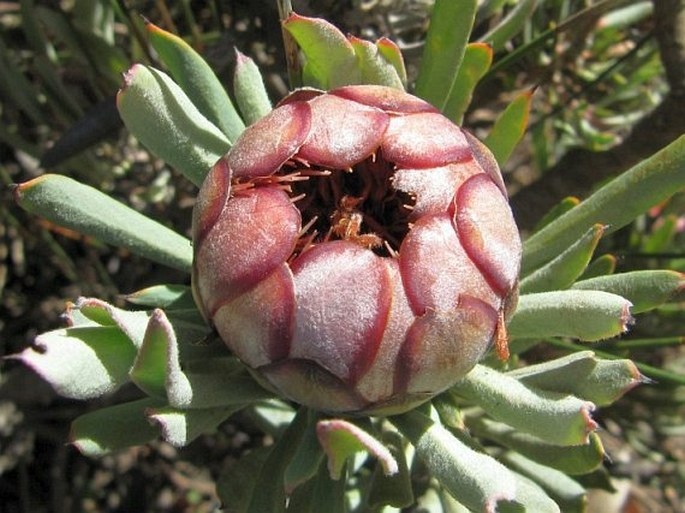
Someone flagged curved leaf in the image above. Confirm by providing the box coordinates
[520,224,605,291]
[148,405,243,447]
[130,309,272,408]
[350,36,404,89]
[523,135,685,274]
[317,419,398,480]
[572,270,685,313]
[117,64,231,186]
[233,50,273,125]
[509,290,634,341]
[455,365,597,446]
[70,398,163,456]
[13,174,193,272]
[391,409,517,513]
[146,21,245,141]
[376,37,407,87]
[283,13,359,89]
[502,452,585,513]
[468,417,605,475]
[15,325,136,400]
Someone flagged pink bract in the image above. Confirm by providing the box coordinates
[192,85,521,415]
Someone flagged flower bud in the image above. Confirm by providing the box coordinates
[192,85,521,414]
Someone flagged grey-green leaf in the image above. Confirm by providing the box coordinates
[234,50,273,125]
[130,309,272,408]
[467,416,605,475]
[508,290,634,342]
[391,409,517,512]
[507,351,643,406]
[70,398,163,456]
[523,135,685,275]
[147,21,245,141]
[13,174,193,272]
[520,224,605,290]
[16,325,137,400]
[502,452,586,513]
[117,64,231,186]
[148,405,243,447]
[455,365,597,446]
[571,270,685,313]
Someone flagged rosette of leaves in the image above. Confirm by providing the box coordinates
[10,2,685,512]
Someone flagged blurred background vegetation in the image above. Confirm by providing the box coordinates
[0,1,683,512]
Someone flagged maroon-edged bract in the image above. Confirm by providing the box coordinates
[192,85,521,415]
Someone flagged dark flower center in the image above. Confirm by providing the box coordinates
[282,151,416,258]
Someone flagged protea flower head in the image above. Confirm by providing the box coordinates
[192,85,522,415]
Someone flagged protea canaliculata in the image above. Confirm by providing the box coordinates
[192,85,522,415]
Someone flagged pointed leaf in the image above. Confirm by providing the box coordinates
[16,325,137,400]
[455,365,598,446]
[509,290,634,342]
[130,309,272,408]
[70,398,163,456]
[13,174,193,271]
[376,37,407,87]
[546,339,685,387]
[391,409,517,513]
[146,21,245,141]
[483,89,533,165]
[233,50,273,125]
[117,64,231,186]
[468,417,605,475]
[532,197,581,234]
[523,135,685,274]
[520,224,605,291]
[503,452,585,513]
[477,0,539,53]
[349,36,404,89]
[317,419,398,480]
[148,405,242,447]
[283,14,360,89]
[443,42,493,123]
[507,351,643,406]
[572,270,685,313]
[580,254,617,279]
[415,0,477,110]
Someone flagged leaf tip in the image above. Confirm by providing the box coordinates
[621,301,635,333]
[581,402,599,443]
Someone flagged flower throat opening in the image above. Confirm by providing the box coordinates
[281,151,416,258]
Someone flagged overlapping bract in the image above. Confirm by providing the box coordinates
[192,85,522,414]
